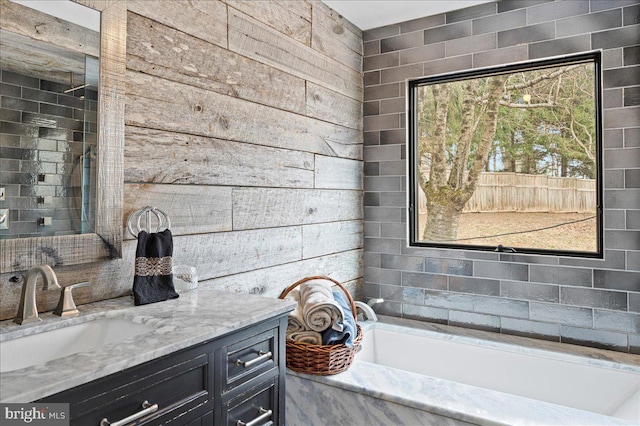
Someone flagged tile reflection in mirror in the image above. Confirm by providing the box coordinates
[0,1,100,239]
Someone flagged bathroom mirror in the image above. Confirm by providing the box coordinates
[408,51,603,258]
[0,0,125,273]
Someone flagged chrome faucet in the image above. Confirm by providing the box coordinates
[14,265,61,325]
[354,298,384,322]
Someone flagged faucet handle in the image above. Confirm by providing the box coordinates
[53,282,90,317]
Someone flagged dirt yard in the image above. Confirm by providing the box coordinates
[419,212,597,252]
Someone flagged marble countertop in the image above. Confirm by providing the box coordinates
[0,286,296,403]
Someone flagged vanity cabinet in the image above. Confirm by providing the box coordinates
[39,314,287,426]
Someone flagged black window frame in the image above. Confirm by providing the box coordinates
[407,51,604,258]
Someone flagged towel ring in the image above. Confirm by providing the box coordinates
[127,206,171,238]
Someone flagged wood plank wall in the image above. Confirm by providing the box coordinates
[0,0,364,320]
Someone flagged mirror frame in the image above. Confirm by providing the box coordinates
[0,0,125,273]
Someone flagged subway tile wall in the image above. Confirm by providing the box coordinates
[0,70,97,239]
[362,0,640,353]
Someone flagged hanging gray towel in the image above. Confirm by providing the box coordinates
[133,229,179,306]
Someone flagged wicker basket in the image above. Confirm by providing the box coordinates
[279,275,363,376]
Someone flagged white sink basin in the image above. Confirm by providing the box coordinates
[0,318,153,373]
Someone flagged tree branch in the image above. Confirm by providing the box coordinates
[504,64,582,91]
[569,108,595,163]
[464,75,508,195]
[449,80,478,189]
[428,84,450,188]
[498,100,556,108]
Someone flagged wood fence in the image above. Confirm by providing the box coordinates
[418,172,596,213]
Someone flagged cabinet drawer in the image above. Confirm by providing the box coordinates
[41,342,214,425]
[222,328,278,392]
[223,376,278,426]
[183,410,213,425]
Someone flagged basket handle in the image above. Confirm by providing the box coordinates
[279,276,358,324]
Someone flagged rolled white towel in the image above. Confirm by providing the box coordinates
[284,289,307,333]
[287,330,323,345]
[299,279,344,332]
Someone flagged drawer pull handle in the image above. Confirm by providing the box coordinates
[237,407,272,426]
[236,350,272,368]
[100,400,158,426]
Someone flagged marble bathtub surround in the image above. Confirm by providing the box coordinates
[0,285,296,403]
[287,316,640,426]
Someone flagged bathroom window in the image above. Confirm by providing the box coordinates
[407,51,603,257]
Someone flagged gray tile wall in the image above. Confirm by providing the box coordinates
[363,0,640,353]
[0,70,97,239]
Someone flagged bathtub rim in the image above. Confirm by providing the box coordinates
[361,316,640,374]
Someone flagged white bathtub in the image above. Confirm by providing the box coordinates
[286,317,640,425]
[357,322,640,423]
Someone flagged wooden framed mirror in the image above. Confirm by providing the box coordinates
[0,0,125,273]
